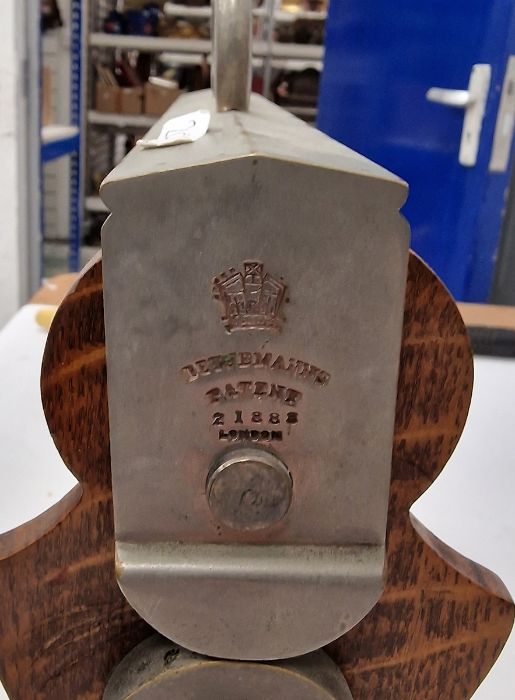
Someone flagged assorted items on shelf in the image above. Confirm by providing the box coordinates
[103,2,162,36]
[84,0,329,246]
[100,1,326,44]
[95,63,182,116]
[41,0,64,30]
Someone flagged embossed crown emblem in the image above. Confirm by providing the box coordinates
[212,261,287,333]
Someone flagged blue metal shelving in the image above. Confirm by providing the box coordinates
[69,0,83,272]
[41,127,80,164]
[41,0,83,273]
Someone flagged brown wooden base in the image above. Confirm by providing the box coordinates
[0,252,512,699]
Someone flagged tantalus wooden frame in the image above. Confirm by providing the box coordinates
[0,252,512,699]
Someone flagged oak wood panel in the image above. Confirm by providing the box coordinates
[0,252,512,699]
[0,257,151,700]
[326,256,514,698]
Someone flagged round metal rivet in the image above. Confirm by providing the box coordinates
[207,448,292,531]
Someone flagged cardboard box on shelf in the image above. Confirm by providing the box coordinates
[120,86,143,115]
[95,83,121,113]
[144,83,182,116]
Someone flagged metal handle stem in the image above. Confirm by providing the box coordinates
[212,0,252,112]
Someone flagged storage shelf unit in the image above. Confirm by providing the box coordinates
[159,51,323,72]
[89,32,324,61]
[41,125,80,163]
[88,110,156,129]
[41,0,83,273]
[284,105,318,118]
[163,3,327,22]
[84,1,327,251]
[69,0,83,271]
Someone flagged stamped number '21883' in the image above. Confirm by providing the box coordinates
[212,410,298,426]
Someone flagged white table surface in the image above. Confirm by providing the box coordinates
[0,305,514,698]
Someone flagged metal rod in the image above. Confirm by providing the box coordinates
[263,0,278,99]
[211,0,252,112]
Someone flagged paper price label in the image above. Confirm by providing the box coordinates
[138,109,211,149]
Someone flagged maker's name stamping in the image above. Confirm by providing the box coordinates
[181,351,330,386]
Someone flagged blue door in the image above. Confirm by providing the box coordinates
[318,0,515,301]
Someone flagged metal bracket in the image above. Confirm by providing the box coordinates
[102,91,408,661]
[100,0,408,667]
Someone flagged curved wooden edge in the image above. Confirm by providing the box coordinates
[0,261,94,562]
[1,252,151,698]
[392,252,510,601]
[41,253,108,490]
[396,255,512,602]
[0,483,82,561]
[410,512,513,603]
[326,253,514,699]
[390,251,474,507]
[69,249,102,294]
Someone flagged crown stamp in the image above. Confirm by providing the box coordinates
[212,261,287,333]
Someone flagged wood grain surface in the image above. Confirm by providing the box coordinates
[325,256,514,698]
[0,252,512,699]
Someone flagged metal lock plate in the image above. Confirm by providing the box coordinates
[102,90,409,660]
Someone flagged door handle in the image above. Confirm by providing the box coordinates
[426,64,491,167]
[489,55,515,172]
[426,88,472,108]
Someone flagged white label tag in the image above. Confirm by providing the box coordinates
[137,109,211,149]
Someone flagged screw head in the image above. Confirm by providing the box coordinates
[207,448,292,531]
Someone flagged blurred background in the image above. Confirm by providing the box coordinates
[2,0,515,329]
[0,0,328,327]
